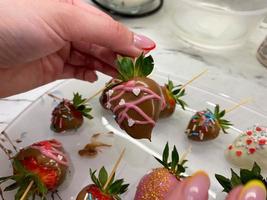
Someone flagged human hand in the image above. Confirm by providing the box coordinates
[166,171,266,200]
[0,0,155,97]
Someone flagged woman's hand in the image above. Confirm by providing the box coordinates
[0,0,155,97]
[166,171,266,200]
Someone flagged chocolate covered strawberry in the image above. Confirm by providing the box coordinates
[185,104,232,141]
[51,93,93,133]
[76,167,129,200]
[101,54,165,140]
[0,139,69,199]
[135,143,187,200]
[160,80,187,118]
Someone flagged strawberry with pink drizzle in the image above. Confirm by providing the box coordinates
[0,139,69,199]
[135,143,187,200]
[101,54,165,140]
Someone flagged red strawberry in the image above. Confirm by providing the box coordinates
[76,167,129,200]
[51,93,93,133]
[0,139,69,199]
[135,143,187,200]
[102,54,165,140]
[160,80,187,118]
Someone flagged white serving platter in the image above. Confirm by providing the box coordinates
[0,72,266,200]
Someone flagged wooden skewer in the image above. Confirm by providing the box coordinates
[179,145,192,164]
[20,180,34,200]
[103,148,126,190]
[226,98,252,114]
[47,93,62,101]
[180,69,208,91]
[85,87,106,103]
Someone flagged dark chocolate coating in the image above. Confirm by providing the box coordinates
[186,110,221,141]
[159,86,176,118]
[106,77,164,140]
[51,101,83,133]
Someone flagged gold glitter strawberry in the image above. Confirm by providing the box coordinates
[134,143,187,200]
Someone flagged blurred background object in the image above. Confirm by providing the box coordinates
[171,0,267,49]
[257,36,267,68]
[91,0,164,17]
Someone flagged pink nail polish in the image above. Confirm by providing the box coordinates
[134,34,156,51]
[183,171,210,200]
[238,181,266,200]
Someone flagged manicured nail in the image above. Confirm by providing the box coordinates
[238,180,266,200]
[182,170,210,200]
[134,34,156,51]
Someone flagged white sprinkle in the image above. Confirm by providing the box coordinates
[128,118,135,127]
[106,102,111,109]
[107,89,114,96]
[119,99,126,106]
[132,88,141,96]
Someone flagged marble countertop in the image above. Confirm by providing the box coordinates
[1,0,267,132]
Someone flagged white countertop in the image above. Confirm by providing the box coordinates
[1,0,267,131]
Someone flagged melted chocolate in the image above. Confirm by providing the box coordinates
[104,77,165,140]
[186,110,220,141]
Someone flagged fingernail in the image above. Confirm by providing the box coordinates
[134,34,156,51]
[182,170,210,200]
[238,180,266,200]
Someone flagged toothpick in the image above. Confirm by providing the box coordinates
[1,131,17,152]
[103,148,126,190]
[179,145,192,164]
[20,180,34,200]
[180,69,208,91]
[85,87,106,103]
[47,93,62,101]
[226,98,252,114]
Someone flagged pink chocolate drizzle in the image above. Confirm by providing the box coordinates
[31,139,69,166]
[106,80,165,127]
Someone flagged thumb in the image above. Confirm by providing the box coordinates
[166,171,210,200]
[46,1,156,56]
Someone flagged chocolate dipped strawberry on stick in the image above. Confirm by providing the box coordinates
[135,143,189,200]
[50,93,93,133]
[160,69,208,118]
[76,149,129,200]
[186,99,251,141]
[0,139,69,199]
[101,54,165,140]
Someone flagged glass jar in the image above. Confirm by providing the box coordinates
[171,0,267,49]
[91,0,163,17]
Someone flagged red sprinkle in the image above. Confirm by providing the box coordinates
[256,127,262,132]
[236,151,242,157]
[246,139,253,145]
[259,138,266,145]
[228,145,233,150]
[249,148,256,154]
[246,130,253,136]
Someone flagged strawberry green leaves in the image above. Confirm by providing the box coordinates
[166,80,188,110]
[215,162,267,193]
[72,93,93,119]
[117,54,154,82]
[0,159,48,200]
[155,143,188,179]
[89,167,129,199]
[211,105,232,133]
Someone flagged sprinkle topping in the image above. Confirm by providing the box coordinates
[227,125,267,157]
